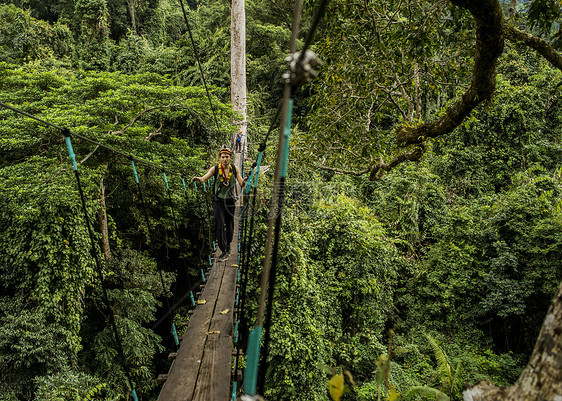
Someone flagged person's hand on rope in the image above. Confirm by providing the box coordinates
[192,176,203,183]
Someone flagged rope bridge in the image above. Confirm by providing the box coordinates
[0,0,328,397]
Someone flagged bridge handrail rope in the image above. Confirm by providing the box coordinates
[64,133,139,401]
[130,159,183,348]
[0,100,215,400]
[241,0,328,396]
[192,179,214,261]
[237,148,265,344]
[242,0,303,393]
[202,176,216,254]
[232,164,256,397]
[230,141,258,400]
[183,177,211,285]
[0,101,181,174]
[258,101,295,394]
[162,171,193,291]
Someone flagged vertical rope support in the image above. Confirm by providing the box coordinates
[163,171,186,347]
[183,176,206,286]
[131,160,179,348]
[202,176,215,255]
[193,179,213,270]
[237,150,263,347]
[258,100,293,394]
[64,133,137,399]
[163,171,181,236]
[232,170,253,385]
[244,1,301,383]
[237,165,254,272]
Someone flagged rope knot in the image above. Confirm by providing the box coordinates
[283,50,323,85]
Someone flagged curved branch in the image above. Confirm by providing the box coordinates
[394,0,504,147]
[505,24,562,71]
[369,145,426,181]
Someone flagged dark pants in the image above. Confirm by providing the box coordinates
[213,198,236,252]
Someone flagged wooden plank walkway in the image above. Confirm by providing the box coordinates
[158,210,240,401]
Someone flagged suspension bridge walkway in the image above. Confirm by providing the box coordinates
[0,0,325,396]
[157,211,241,401]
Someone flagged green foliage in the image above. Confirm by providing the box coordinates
[0,158,97,398]
[114,32,152,73]
[0,4,74,63]
[423,334,463,398]
[525,0,562,38]
[74,0,112,70]
[0,297,78,400]
[432,51,562,198]
[2,1,562,400]
[361,166,449,255]
[0,60,233,398]
[242,185,400,401]
[140,0,184,46]
[0,158,98,344]
[33,370,108,401]
[403,386,449,401]
[297,0,475,173]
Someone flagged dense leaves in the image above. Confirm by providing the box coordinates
[2,0,562,400]
[0,58,232,398]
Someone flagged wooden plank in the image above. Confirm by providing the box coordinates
[157,262,226,401]
[192,263,238,401]
[157,205,240,401]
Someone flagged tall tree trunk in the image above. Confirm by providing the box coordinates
[413,61,422,119]
[127,0,137,34]
[231,0,247,176]
[98,177,111,261]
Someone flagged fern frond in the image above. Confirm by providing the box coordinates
[451,360,464,394]
[404,386,450,401]
[424,333,452,390]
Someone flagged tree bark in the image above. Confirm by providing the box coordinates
[505,25,562,71]
[464,281,562,401]
[413,61,422,120]
[98,177,111,262]
[127,0,137,34]
[231,0,247,174]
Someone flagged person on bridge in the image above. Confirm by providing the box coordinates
[235,129,243,152]
[192,145,247,261]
